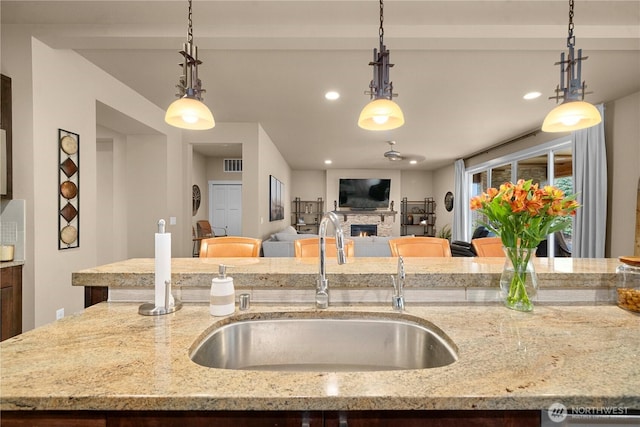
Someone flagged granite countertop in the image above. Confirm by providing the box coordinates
[72,257,621,289]
[0,260,24,269]
[1,302,638,411]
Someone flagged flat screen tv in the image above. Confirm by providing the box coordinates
[338,178,391,209]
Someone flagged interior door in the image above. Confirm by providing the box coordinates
[209,182,242,236]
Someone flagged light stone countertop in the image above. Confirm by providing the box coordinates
[1,302,638,411]
[0,260,24,269]
[72,257,621,289]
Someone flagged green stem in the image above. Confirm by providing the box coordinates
[505,246,533,309]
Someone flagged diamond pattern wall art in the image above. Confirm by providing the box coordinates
[58,129,79,249]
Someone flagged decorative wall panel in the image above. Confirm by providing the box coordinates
[58,129,79,249]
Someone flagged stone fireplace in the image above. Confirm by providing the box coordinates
[350,224,377,237]
[338,212,395,237]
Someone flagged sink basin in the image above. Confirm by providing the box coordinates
[189,312,458,372]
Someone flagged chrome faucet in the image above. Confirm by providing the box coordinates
[316,211,347,309]
[391,256,405,311]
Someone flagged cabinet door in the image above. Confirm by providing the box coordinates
[0,265,22,341]
[324,410,540,427]
[107,411,323,427]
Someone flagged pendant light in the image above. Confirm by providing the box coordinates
[542,0,601,133]
[358,0,404,131]
[165,0,215,130]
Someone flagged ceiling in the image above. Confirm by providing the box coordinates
[3,0,639,170]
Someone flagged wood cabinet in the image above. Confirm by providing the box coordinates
[0,264,22,341]
[84,286,108,308]
[1,74,12,200]
[401,197,436,236]
[292,197,323,234]
[0,410,540,426]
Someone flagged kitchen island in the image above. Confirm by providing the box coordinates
[1,257,638,426]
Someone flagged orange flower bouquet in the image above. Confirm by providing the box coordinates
[470,179,579,311]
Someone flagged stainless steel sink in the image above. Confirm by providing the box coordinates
[189,312,458,372]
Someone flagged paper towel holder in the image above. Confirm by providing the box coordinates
[139,279,183,316]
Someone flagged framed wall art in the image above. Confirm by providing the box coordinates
[269,175,284,221]
[58,129,80,249]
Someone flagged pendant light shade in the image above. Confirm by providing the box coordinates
[165,97,215,130]
[542,100,601,132]
[165,0,215,130]
[358,0,404,131]
[358,98,405,131]
[543,0,600,133]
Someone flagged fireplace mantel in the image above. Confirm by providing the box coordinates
[334,211,397,237]
[334,210,397,222]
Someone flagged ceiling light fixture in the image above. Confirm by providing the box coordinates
[325,91,340,101]
[542,0,601,133]
[164,0,215,130]
[383,141,404,161]
[523,91,541,100]
[358,0,404,131]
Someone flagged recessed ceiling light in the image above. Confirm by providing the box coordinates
[325,91,340,101]
[523,91,542,100]
[324,159,332,164]
[409,160,417,165]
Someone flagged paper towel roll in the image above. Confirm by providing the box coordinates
[155,232,172,308]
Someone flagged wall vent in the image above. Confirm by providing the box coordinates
[224,158,243,172]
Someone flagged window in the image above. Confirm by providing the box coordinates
[465,138,573,258]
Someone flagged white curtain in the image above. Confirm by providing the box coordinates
[452,159,468,242]
[572,104,607,258]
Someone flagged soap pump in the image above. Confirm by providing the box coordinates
[210,264,235,316]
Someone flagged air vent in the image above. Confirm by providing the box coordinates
[224,159,243,172]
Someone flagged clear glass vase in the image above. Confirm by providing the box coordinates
[500,246,538,312]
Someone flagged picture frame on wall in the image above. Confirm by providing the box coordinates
[269,175,284,221]
[58,128,80,249]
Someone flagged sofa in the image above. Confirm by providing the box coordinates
[262,227,409,257]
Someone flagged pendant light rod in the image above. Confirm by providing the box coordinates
[358,0,405,131]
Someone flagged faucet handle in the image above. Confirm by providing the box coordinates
[392,295,405,311]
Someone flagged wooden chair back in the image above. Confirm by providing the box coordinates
[199,236,262,257]
[294,237,355,258]
[388,237,452,257]
[471,237,505,257]
[196,220,213,238]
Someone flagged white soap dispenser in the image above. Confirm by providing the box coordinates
[210,264,235,316]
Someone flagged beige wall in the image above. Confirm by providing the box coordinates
[192,151,208,227]
[184,123,292,240]
[291,170,326,202]
[433,163,455,236]
[257,124,291,239]
[605,91,640,257]
[326,169,403,236]
[460,91,640,256]
[3,29,187,329]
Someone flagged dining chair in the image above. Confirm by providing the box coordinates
[199,236,262,257]
[471,237,505,257]
[294,237,355,258]
[388,237,452,257]
[196,220,227,238]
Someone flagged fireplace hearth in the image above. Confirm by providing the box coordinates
[351,224,377,237]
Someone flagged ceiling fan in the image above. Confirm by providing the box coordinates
[383,141,404,161]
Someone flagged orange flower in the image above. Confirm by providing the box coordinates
[470,178,580,250]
